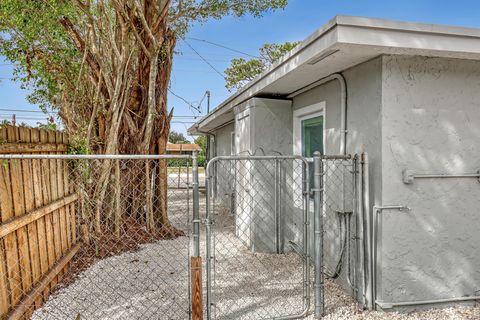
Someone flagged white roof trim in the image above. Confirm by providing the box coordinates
[189,15,480,134]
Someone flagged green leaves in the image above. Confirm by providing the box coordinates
[224,41,299,91]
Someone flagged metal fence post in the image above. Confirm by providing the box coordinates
[205,162,213,320]
[191,151,203,320]
[192,151,200,257]
[313,151,324,318]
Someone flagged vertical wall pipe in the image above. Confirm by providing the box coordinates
[362,153,373,310]
[313,152,324,318]
[372,205,410,310]
[357,156,367,308]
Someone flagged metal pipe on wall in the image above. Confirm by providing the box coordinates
[372,205,410,310]
[287,73,348,155]
[357,154,367,308]
[376,295,480,309]
[362,153,373,310]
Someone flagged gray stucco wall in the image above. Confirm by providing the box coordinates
[292,57,383,299]
[213,122,234,157]
[211,123,234,210]
[233,98,296,252]
[209,54,480,311]
[378,55,480,307]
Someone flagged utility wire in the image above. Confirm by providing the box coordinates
[181,39,225,80]
[186,37,260,59]
[168,89,202,114]
[0,108,56,113]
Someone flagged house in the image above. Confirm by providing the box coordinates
[188,16,480,312]
[166,143,201,155]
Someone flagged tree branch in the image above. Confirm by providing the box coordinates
[59,16,111,100]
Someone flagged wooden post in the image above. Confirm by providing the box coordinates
[191,256,203,320]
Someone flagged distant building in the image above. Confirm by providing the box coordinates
[166,143,201,155]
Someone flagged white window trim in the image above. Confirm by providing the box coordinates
[293,101,326,156]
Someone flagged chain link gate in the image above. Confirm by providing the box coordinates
[0,154,200,320]
[0,151,362,319]
[204,156,311,320]
[312,154,361,317]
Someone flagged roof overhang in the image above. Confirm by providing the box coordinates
[188,15,480,134]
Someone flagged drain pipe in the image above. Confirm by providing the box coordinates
[376,295,480,309]
[372,205,410,310]
[361,153,373,309]
[287,73,347,155]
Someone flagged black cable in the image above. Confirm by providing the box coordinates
[185,37,259,59]
[181,39,225,80]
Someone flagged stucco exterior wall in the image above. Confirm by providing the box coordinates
[211,123,234,209]
[212,122,234,157]
[292,57,383,299]
[379,55,480,307]
[232,98,295,252]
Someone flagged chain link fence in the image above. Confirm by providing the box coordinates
[0,153,363,320]
[205,156,311,320]
[0,155,196,320]
[314,155,360,317]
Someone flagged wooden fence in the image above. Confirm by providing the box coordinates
[0,125,78,319]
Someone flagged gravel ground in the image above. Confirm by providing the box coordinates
[32,189,480,320]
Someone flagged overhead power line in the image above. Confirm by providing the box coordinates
[181,39,225,80]
[168,89,202,114]
[0,108,57,114]
[185,37,259,59]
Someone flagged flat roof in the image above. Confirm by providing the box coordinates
[188,15,480,134]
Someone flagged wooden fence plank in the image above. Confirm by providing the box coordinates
[0,143,67,154]
[55,132,68,278]
[19,127,41,315]
[30,128,50,303]
[0,126,13,316]
[39,129,56,291]
[0,194,79,239]
[7,244,80,320]
[47,130,63,285]
[7,126,33,304]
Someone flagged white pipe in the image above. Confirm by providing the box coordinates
[376,295,480,309]
[372,205,410,310]
[287,73,348,155]
[362,153,373,310]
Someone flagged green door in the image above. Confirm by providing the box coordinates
[301,116,323,157]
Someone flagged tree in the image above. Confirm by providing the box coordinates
[0,0,289,238]
[168,131,188,144]
[225,41,299,91]
[194,135,206,166]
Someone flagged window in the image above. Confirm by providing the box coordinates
[301,116,324,157]
[293,102,325,192]
[293,102,325,157]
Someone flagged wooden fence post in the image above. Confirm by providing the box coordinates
[191,256,203,320]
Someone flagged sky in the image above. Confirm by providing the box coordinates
[1,0,480,139]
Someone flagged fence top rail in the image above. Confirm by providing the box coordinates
[206,154,310,177]
[0,154,193,160]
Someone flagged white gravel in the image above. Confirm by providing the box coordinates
[32,189,480,319]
